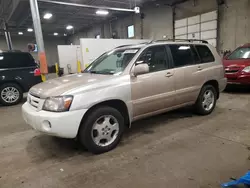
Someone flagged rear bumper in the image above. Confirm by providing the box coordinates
[219,78,227,92]
[226,74,250,85]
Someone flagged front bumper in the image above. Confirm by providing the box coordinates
[226,73,250,85]
[22,102,87,138]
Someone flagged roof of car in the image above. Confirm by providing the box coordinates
[0,50,31,55]
[116,40,209,50]
[241,43,250,47]
[0,50,24,53]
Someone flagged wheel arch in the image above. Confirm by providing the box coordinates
[202,80,219,99]
[78,99,131,134]
[0,81,25,93]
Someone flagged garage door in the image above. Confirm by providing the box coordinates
[174,11,218,47]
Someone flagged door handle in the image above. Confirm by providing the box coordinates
[197,66,203,71]
[165,72,173,77]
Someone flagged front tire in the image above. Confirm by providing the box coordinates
[0,83,23,106]
[195,85,217,115]
[78,106,125,154]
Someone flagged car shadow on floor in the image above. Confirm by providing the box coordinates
[125,107,195,136]
[0,96,26,108]
[224,85,250,94]
[26,105,223,161]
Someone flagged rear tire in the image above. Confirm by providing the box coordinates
[194,85,217,115]
[0,83,23,106]
[78,106,125,154]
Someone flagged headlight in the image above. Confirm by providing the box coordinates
[43,95,73,112]
[242,66,250,73]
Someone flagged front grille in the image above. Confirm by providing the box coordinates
[28,93,41,109]
[225,70,239,73]
[225,66,240,74]
[228,77,237,80]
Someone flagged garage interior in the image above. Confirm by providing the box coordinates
[1,0,250,187]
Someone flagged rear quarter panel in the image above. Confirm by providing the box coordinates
[0,68,42,92]
[197,45,226,93]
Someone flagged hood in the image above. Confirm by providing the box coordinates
[29,73,113,98]
[223,58,250,68]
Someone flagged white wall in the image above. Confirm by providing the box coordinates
[175,0,250,51]
[0,35,65,66]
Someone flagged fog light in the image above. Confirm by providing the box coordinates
[42,120,52,132]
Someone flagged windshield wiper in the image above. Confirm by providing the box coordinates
[88,70,115,75]
[89,70,97,74]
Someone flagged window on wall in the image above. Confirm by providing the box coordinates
[128,25,135,38]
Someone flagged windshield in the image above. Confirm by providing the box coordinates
[84,48,139,75]
[227,47,250,60]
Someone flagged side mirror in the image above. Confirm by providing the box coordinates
[133,62,149,76]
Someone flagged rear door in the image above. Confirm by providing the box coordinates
[168,44,216,105]
[0,53,42,92]
[168,44,203,105]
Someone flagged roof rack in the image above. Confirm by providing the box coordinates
[115,44,135,49]
[7,50,22,52]
[152,39,208,44]
[115,42,149,49]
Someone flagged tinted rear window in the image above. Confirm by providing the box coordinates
[195,45,215,63]
[0,53,36,69]
[169,45,194,67]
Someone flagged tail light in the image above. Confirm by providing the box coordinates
[34,68,41,76]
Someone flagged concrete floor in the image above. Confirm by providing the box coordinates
[1,87,250,188]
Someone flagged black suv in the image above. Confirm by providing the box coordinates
[0,51,42,106]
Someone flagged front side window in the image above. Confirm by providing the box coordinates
[138,46,168,73]
[169,45,194,68]
[227,47,250,60]
[84,48,139,75]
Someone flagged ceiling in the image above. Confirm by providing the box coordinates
[0,0,186,36]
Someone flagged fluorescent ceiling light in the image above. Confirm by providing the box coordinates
[27,28,33,32]
[96,10,109,15]
[43,13,53,19]
[54,32,58,36]
[18,32,23,35]
[66,25,73,30]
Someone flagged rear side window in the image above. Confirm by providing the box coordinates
[0,53,36,69]
[169,45,194,68]
[195,45,215,63]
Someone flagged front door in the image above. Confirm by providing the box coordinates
[131,45,176,119]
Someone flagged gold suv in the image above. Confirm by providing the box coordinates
[22,40,227,154]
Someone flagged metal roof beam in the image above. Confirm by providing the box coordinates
[38,0,136,12]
